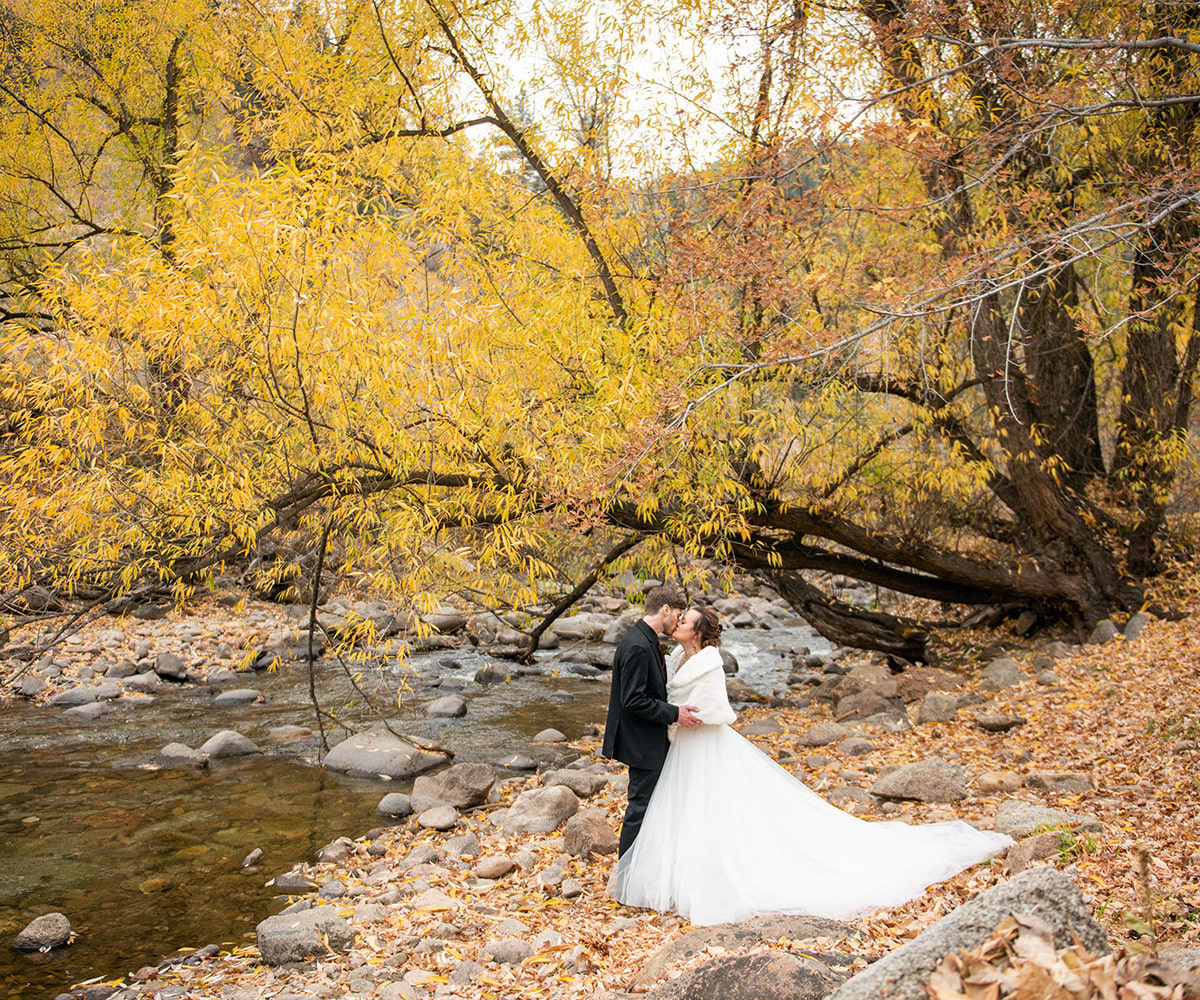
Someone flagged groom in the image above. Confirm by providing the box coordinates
[603,585,701,857]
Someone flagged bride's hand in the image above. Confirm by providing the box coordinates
[677,705,702,728]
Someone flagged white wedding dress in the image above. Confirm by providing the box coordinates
[608,645,1012,926]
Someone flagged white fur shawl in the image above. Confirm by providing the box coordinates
[666,645,736,735]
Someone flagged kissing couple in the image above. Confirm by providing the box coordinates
[602,586,1011,926]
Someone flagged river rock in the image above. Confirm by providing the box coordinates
[272,871,317,892]
[993,798,1101,837]
[199,730,262,757]
[870,757,966,801]
[725,677,763,703]
[267,724,312,741]
[1088,619,1119,644]
[51,686,100,706]
[482,937,532,964]
[799,721,848,747]
[318,879,346,899]
[533,728,567,742]
[213,688,260,707]
[324,727,449,780]
[474,663,511,685]
[12,912,72,951]
[720,648,739,675]
[123,672,161,692]
[826,867,1107,1000]
[65,702,113,720]
[426,694,468,718]
[106,660,138,679]
[548,613,612,641]
[426,611,468,633]
[417,805,459,830]
[496,754,537,770]
[980,657,1024,690]
[16,675,46,697]
[916,692,959,724]
[1124,612,1150,641]
[742,717,782,736]
[242,848,264,867]
[544,770,608,798]
[976,713,1027,733]
[473,856,517,879]
[838,737,874,756]
[377,792,413,817]
[444,832,481,857]
[411,762,496,812]
[1025,772,1095,795]
[563,809,620,857]
[156,742,209,768]
[256,907,355,965]
[642,950,843,1000]
[498,786,579,834]
[154,652,189,681]
[837,689,903,721]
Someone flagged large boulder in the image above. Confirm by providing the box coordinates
[199,730,262,757]
[410,762,496,812]
[870,757,966,802]
[324,727,448,780]
[827,868,1108,1000]
[256,907,355,965]
[548,613,613,641]
[12,912,72,951]
[498,786,579,834]
[563,810,619,857]
[642,951,843,1000]
[993,798,1101,837]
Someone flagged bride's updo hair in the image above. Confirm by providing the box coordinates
[693,605,723,648]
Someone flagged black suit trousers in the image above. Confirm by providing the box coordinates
[619,764,662,857]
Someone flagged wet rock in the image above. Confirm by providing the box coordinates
[417,805,459,830]
[242,848,263,867]
[799,721,848,747]
[1088,619,1119,645]
[410,762,496,812]
[826,868,1107,1000]
[255,908,355,965]
[563,809,619,857]
[1024,772,1094,795]
[426,694,468,718]
[426,611,468,634]
[213,688,260,707]
[720,649,739,675]
[12,912,72,951]
[980,658,1024,691]
[67,701,116,720]
[543,769,608,798]
[499,786,580,834]
[916,692,959,724]
[266,724,311,741]
[870,757,966,802]
[474,663,511,685]
[533,728,567,742]
[473,856,516,879]
[316,837,356,862]
[272,871,317,892]
[377,793,413,818]
[154,653,189,682]
[975,713,1027,733]
[199,730,262,757]
[482,938,532,964]
[324,727,448,780]
[156,743,209,768]
[993,798,1101,837]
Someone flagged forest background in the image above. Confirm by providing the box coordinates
[1,0,1198,660]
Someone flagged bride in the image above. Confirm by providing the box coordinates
[608,606,1013,926]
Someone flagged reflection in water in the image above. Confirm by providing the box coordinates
[0,624,824,999]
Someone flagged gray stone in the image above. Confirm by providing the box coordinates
[1088,619,1119,645]
[443,832,481,857]
[324,727,449,780]
[213,688,260,707]
[498,786,579,834]
[316,836,356,862]
[827,868,1107,1000]
[255,908,355,965]
[242,848,263,867]
[497,754,537,770]
[51,686,100,707]
[449,960,485,985]
[742,716,782,736]
[916,692,959,724]
[547,613,612,641]
[199,730,262,757]
[799,721,848,747]
[16,675,46,697]
[482,937,532,964]
[272,871,317,892]
[106,660,138,679]
[993,798,1101,837]
[976,713,1027,733]
[1025,772,1095,795]
[318,879,346,899]
[560,877,583,898]
[720,648,739,675]
[1042,641,1077,659]
[12,912,72,951]
[377,793,413,817]
[828,785,874,806]
[411,762,495,812]
[417,805,458,830]
[122,672,161,692]
[475,663,511,684]
[870,757,966,802]
[474,856,517,879]
[426,694,468,718]
[836,689,903,721]
[563,809,620,857]
[533,728,567,742]
[154,652,189,681]
[66,702,114,720]
[1124,612,1150,641]
[426,612,469,633]
[1004,832,1062,873]
[642,950,843,1000]
[544,769,608,798]
[156,743,209,768]
[1014,610,1039,636]
[980,658,1024,690]
[1036,670,1061,686]
[838,737,874,756]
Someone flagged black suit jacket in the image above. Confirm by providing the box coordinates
[602,620,679,770]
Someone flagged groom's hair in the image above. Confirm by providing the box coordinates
[644,585,685,613]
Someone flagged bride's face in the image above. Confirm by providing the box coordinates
[674,608,701,642]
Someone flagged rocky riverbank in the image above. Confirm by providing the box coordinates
[13,593,1198,1000]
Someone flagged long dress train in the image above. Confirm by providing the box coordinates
[608,646,1012,926]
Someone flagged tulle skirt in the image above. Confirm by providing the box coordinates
[608,724,1012,926]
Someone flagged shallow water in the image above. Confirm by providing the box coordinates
[0,624,826,999]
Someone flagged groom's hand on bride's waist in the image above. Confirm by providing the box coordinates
[677,705,702,728]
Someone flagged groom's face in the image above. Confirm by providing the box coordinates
[662,605,683,634]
